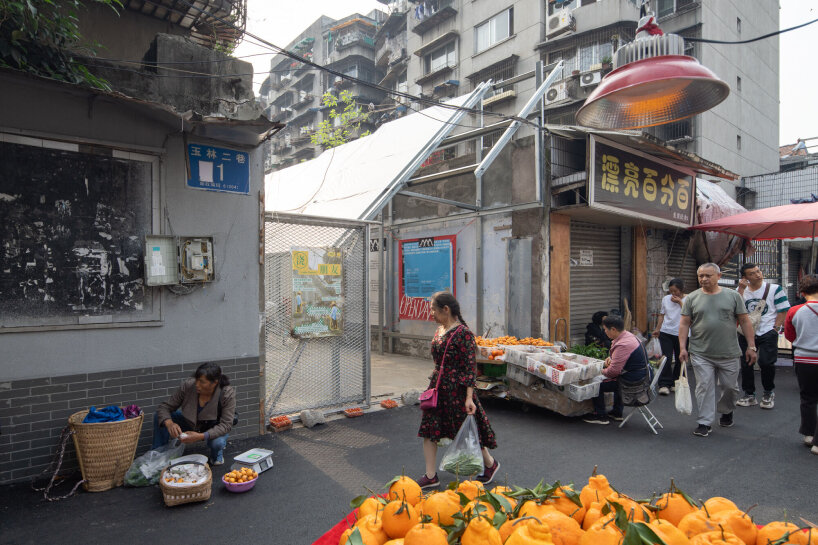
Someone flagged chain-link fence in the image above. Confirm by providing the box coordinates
[263,213,370,418]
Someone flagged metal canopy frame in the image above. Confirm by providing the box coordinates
[377,61,564,218]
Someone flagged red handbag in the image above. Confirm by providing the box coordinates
[420,326,462,411]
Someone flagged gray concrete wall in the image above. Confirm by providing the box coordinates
[77,3,189,62]
[1,81,263,380]
[695,0,779,182]
[0,74,264,483]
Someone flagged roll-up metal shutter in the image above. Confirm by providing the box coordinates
[569,221,621,345]
[666,233,699,296]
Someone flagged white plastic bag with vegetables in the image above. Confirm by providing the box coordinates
[124,439,185,487]
[439,415,484,477]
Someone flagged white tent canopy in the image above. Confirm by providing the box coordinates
[265,87,489,221]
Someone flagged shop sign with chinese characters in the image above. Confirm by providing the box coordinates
[589,135,695,227]
[187,143,250,195]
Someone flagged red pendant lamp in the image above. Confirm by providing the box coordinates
[575,11,729,130]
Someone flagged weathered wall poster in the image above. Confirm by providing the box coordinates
[291,247,343,337]
[589,135,696,228]
[0,140,154,328]
[398,235,456,321]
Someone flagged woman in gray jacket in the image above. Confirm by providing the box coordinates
[152,362,236,465]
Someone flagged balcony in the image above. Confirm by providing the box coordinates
[125,0,246,50]
[415,63,456,85]
[410,0,457,36]
[376,34,408,67]
[335,32,376,52]
[292,90,315,109]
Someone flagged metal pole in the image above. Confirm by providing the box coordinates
[476,99,484,336]
[379,214,384,355]
[387,200,394,354]
[535,61,544,203]
[811,221,817,274]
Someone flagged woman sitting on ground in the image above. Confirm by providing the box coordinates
[152,362,236,465]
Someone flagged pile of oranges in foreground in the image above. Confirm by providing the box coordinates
[476,336,554,347]
[338,469,815,545]
[224,467,257,484]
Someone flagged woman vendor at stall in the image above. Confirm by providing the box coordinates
[152,362,236,465]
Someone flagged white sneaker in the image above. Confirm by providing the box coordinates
[805,436,815,446]
[736,395,758,407]
[658,386,670,396]
[760,392,775,410]
[812,446,818,456]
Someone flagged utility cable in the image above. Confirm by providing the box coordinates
[139,0,542,129]
[685,17,818,44]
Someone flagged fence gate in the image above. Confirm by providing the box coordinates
[263,213,370,419]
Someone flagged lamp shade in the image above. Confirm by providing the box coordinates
[575,55,730,130]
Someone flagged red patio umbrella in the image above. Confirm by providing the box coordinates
[689,201,818,240]
[690,201,818,273]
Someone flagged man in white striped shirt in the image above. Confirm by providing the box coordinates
[735,263,791,410]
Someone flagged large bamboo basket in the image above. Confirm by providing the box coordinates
[68,410,144,492]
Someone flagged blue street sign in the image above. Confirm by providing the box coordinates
[187,143,250,194]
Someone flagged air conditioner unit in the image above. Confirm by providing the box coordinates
[579,70,602,88]
[299,90,307,100]
[544,82,567,105]
[546,10,575,40]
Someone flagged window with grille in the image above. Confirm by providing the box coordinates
[475,8,513,53]
[468,57,516,93]
[424,42,456,74]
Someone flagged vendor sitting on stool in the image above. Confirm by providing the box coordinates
[583,315,648,425]
[152,362,236,465]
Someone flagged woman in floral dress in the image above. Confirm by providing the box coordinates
[417,291,499,488]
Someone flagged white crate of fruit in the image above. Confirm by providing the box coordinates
[565,376,605,402]
[559,353,605,380]
[525,354,582,385]
[506,363,537,386]
[502,345,546,367]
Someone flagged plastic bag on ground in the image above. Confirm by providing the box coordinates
[124,439,185,487]
[646,337,663,360]
[439,415,484,477]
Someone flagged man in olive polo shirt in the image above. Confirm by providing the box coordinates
[679,263,758,437]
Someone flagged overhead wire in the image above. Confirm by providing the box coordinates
[684,17,818,44]
[138,0,542,129]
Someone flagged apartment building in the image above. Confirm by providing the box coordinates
[401,0,778,184]
[262,11,386,172]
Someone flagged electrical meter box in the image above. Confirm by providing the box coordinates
[144,235,215,286]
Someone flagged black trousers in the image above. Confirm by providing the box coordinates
[795,362,818,446]
[738,330,779,395]
[657,332,682,388]
[592,379,623,417]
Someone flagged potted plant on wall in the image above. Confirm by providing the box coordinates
[601,55,613,72]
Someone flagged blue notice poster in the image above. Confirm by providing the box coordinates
[399,235,456,321]
[187,143,250,194]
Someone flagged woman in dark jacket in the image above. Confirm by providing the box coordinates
[585,311,611,349]
[152,362,236,465]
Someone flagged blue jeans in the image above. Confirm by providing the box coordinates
[152,410,228,462]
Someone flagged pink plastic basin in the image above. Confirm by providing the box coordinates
[222,474,258,493]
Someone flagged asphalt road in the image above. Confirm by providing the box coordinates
[1,366,815,545]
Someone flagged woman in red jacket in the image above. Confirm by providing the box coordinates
[784,274,818,455]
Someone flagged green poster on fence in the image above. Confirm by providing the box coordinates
[291,247,343,338]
